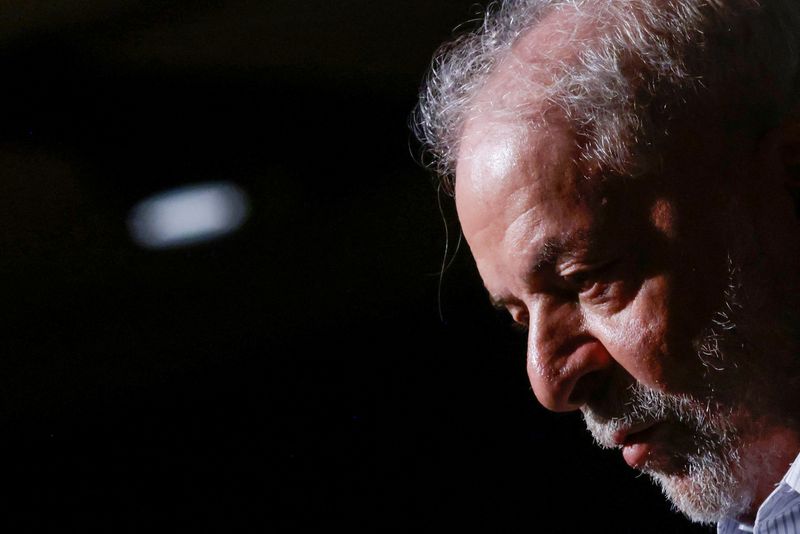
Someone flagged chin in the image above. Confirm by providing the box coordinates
[645,448,755,525]
[584,398,758,524]
[581,380,767,524]
[649,422,797,524]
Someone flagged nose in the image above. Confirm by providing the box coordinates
[526,296,614,412]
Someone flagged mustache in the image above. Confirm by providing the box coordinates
[580,381,718,449]
[581,381,671,449]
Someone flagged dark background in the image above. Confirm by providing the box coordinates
[1,2,710,531]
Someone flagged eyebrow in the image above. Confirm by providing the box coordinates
[488,229,593,309]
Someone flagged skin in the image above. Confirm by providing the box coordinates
[454,28,800,521]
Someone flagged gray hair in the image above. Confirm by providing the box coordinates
[413,0,800,191]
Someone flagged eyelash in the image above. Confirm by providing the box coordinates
[578,280,612,301]
[563,273,595,292]
[563,260,620,299]
[500,258,625,333]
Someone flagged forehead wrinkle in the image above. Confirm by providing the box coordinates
[537,230,594,267]
[502,204,543,261]
[501,179,594,263]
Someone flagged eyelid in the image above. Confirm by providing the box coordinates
[560,258,621,290]
[559,257,610,277]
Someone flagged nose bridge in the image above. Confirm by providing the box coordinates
[526,295,608,412]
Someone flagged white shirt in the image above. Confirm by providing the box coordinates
[718,452,800,534]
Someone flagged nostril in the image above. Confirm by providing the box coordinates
[528,329,613,412]
[567,369,610,408]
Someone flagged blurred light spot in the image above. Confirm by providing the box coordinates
[128,182,250,249]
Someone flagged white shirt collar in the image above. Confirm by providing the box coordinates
[718,451,800,534]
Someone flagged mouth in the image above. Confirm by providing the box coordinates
[612,420,664,469]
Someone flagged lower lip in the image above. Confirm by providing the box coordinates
[622,441,651,468]
[621,425,661,468]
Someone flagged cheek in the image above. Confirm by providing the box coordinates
[584,275,701,393]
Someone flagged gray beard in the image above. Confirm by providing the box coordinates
[582,383,755,524]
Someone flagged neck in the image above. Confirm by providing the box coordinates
[735,427,800,524]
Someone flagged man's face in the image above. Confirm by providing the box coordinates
[454,107,800,522]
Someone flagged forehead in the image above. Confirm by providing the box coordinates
[453,14,605,248]
[455,111,594,283]
[456,114,585,230]
[453,72,665,303]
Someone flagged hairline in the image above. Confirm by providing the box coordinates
[414,0,800,192]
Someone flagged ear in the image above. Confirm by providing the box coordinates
[758,119,800,218]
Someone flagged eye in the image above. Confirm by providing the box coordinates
[562,259,621,298]
[578,279,611,301]
[562,271,596,292]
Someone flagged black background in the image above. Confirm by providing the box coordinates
[1,2,711,531]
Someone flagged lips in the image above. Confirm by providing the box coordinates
[612,421,663,469]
